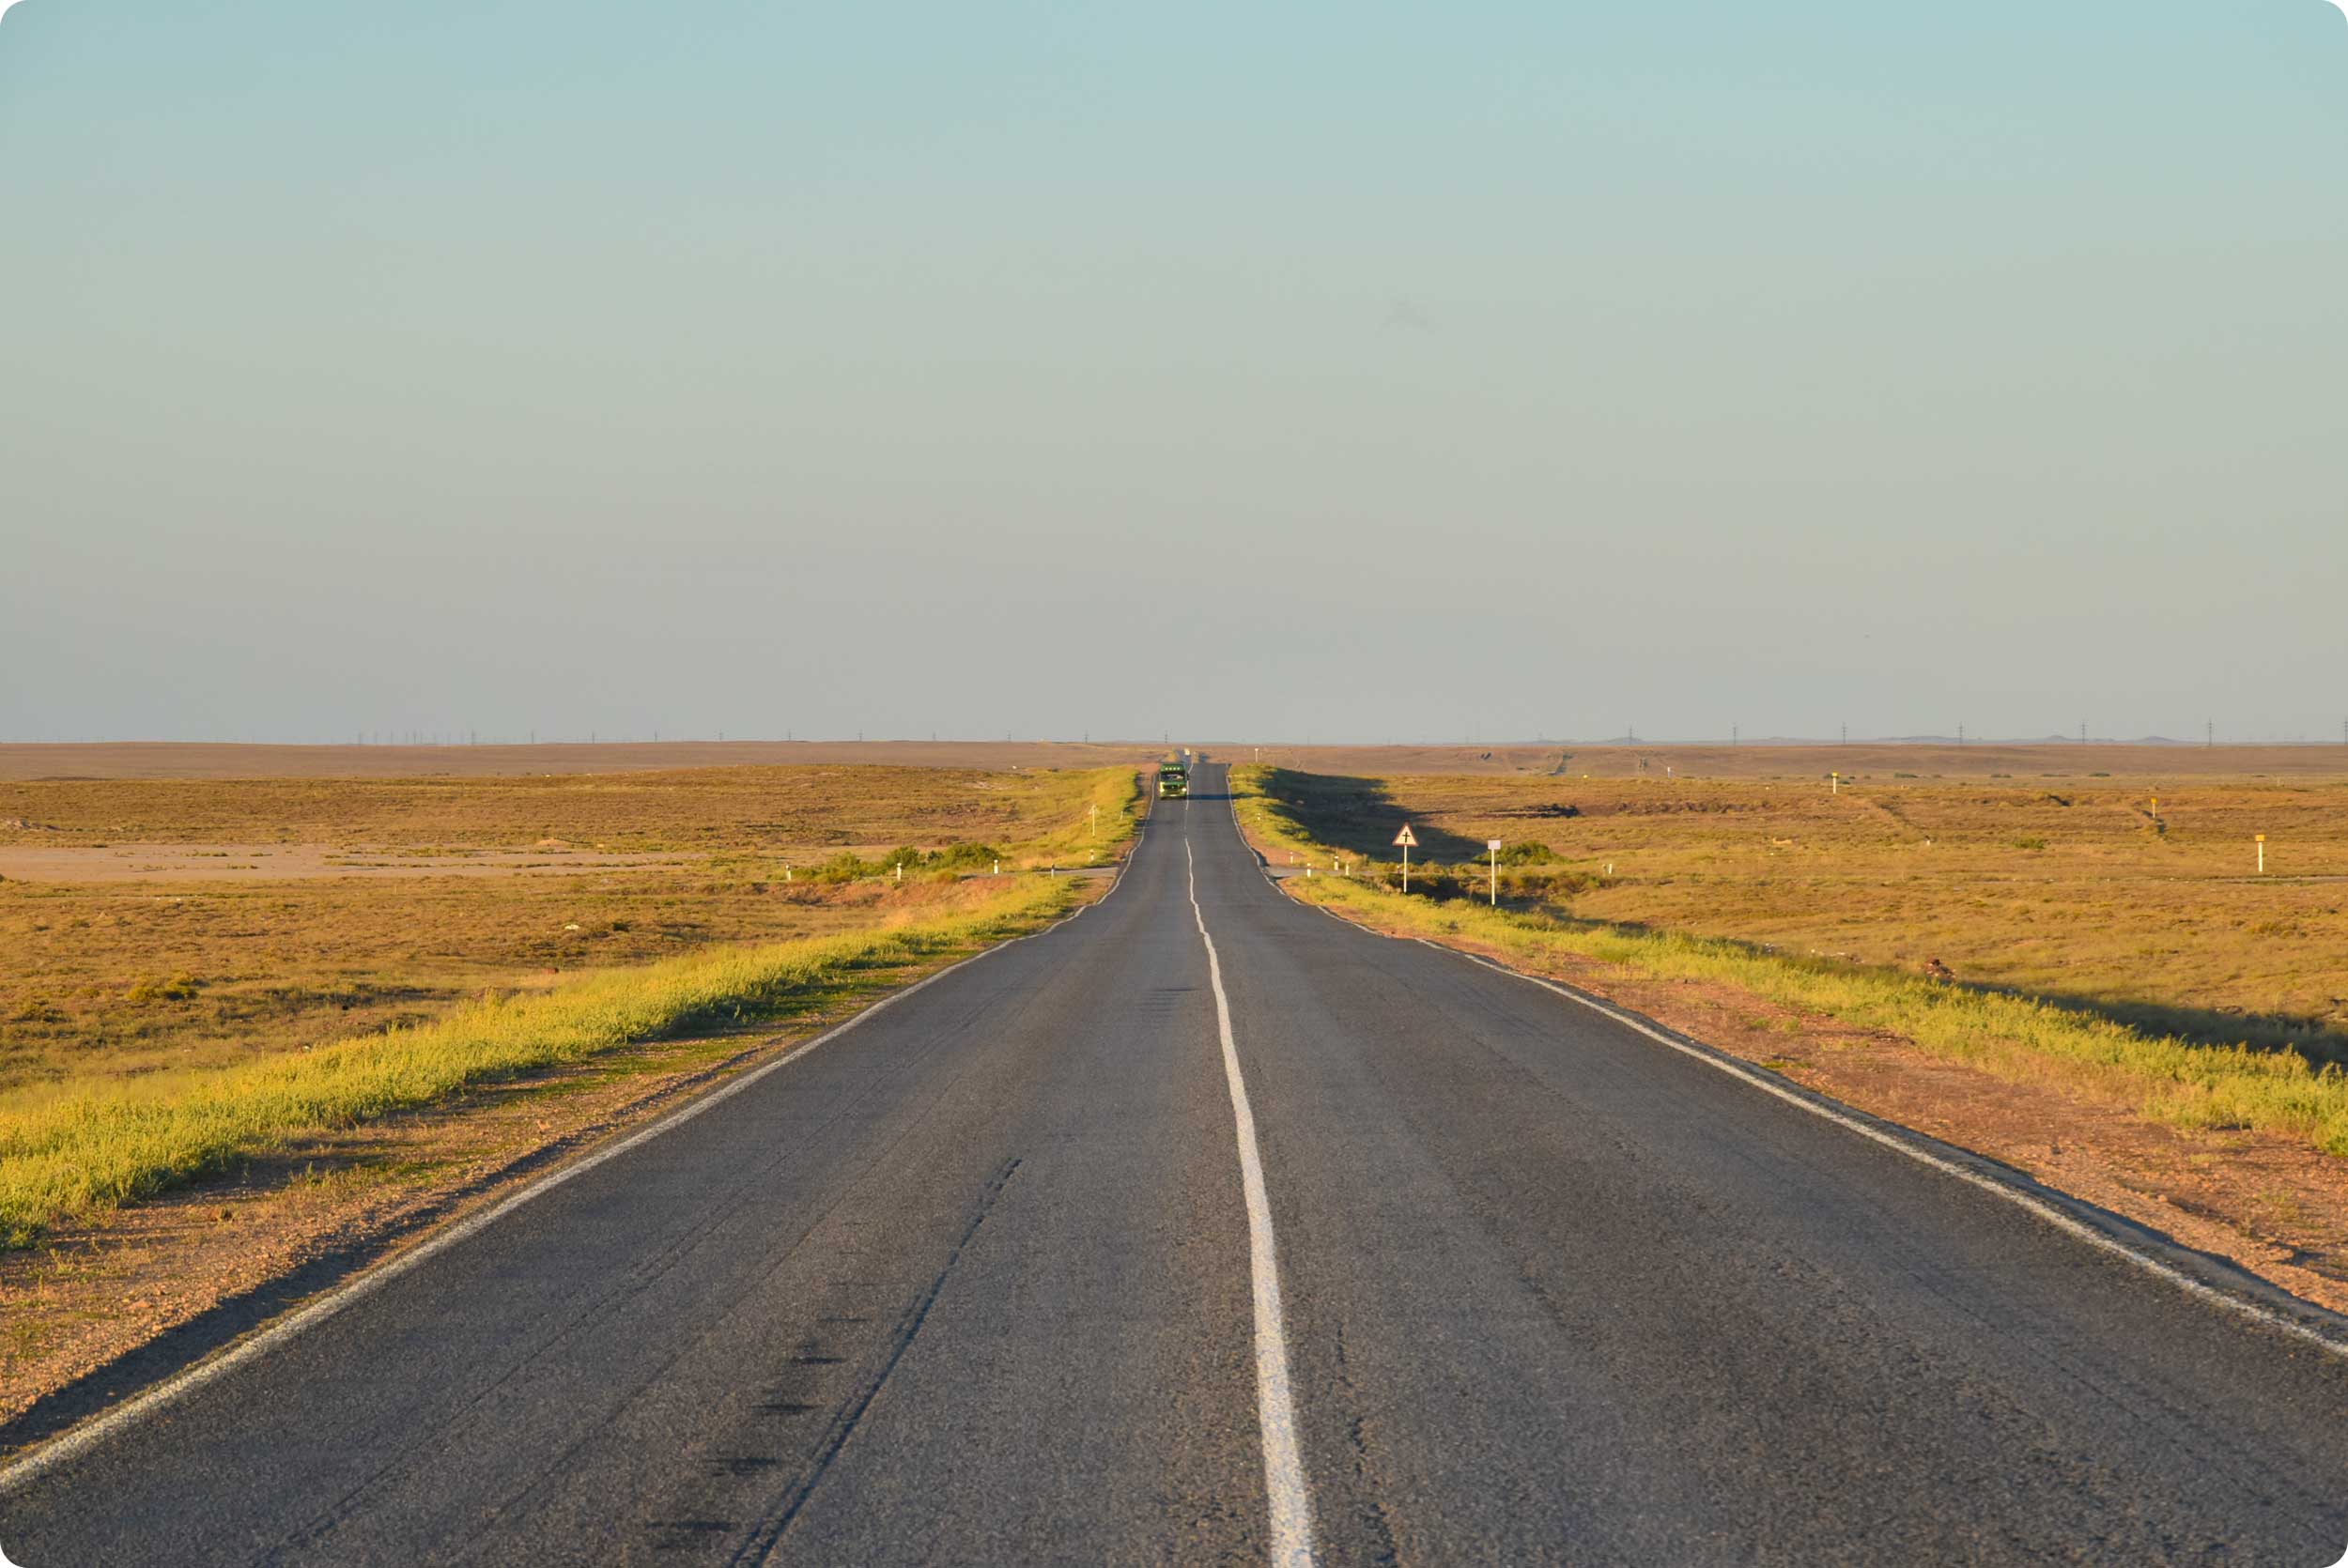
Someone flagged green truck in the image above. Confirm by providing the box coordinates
[1158,760,1189,799]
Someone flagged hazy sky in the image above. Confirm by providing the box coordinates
[3,1,2343,744]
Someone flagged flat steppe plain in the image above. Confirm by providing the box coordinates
[1239,754,2348,1326]
[1,762,1126,1093]
[0,760,1138,1424]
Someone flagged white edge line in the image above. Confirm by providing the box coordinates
[1186,832,1317,1567]
[0,817,1153,1495]
[1226,771,2348,1364]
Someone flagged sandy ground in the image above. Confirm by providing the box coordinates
[0,843,685,884]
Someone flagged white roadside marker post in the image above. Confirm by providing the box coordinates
[2257,834,2266,875]
[1489,839,1503,906]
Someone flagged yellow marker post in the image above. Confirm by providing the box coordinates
[2257,834,2266,875]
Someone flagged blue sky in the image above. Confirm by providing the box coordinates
[2,1,2343,743]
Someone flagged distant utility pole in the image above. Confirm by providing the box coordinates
[1957,724,1965,746]
[1731,725,1738,746]
[1841,724,1847,746]
[2080,721,2088,746]
[2207,720,2215,748]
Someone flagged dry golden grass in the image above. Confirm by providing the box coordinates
[0,762,1141,1247]
[1236,765,2348,1160]
[0,740,1166,782]
[1246,766,2348,1053]
[0,877,1089,1248]
[1228,740,2348,781]
[0,765,1135,1098]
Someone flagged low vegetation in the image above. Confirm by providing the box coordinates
[0,765,1137,1095]
[1234,765,2348,1160]
[0,763,1142,1246]
[0,877,1081,1248]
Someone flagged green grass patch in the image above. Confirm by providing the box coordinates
[1231,766,2348,1159]
[0,877,1079,1249]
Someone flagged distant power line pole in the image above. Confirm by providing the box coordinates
[1840,724,1847,746]
[2207,720,2214,748]
[2080,721,2088,746]
[1957,724,1965,746]
[1731,725,1738,746]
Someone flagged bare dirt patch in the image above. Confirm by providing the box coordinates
[0,899,1099,1448]
[0,843,677,884]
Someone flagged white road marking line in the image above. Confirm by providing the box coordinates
[1437,939,2348,1362]
[0,829,1151,1494]
[1187,834,1317,1567]
[1220,767,2348,1362]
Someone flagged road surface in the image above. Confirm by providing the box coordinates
[7,763,2346,1563]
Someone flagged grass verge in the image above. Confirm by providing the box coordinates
[1232,766,2348,1159]
[0,875,1081,1249]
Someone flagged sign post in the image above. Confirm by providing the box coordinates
[1488,839,1504,906]
[1394,823,1418,893]
[2257,833,2266,875]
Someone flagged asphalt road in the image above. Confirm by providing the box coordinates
[8,763,2348,1564]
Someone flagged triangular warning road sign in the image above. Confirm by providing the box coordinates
[1392,824,1418,848]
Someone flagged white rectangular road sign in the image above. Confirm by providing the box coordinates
[1488,839,1504,852]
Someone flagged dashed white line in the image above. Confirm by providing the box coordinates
[1187,835,1317,1567]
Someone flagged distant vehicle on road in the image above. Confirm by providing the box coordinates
[1158,760,1189,798]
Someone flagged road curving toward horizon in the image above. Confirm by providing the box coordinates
[6,762,2347,1564]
